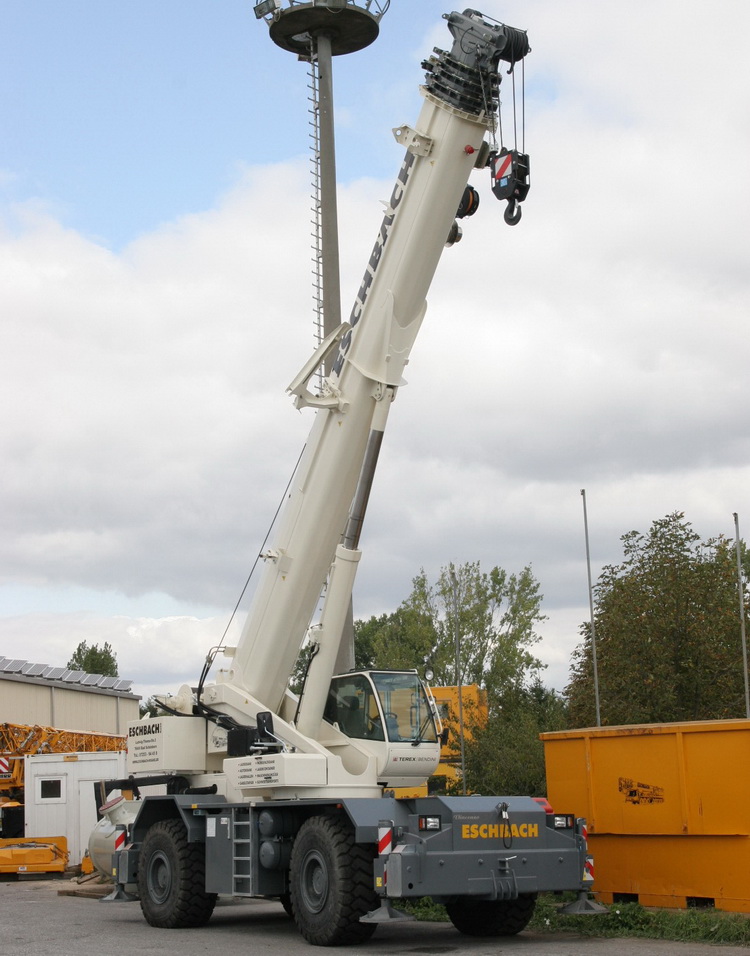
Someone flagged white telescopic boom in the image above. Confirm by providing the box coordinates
[227,11,529,715]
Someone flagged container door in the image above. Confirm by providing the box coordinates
[27,770,67,841]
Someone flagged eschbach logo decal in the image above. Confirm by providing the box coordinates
[461,823,539,839]
[331,149,416,377]
[128,722,162,737]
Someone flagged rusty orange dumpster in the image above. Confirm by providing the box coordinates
[541,719,750,912]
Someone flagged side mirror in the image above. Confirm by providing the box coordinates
[256,711,276,742]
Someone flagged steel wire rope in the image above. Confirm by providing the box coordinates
[521,56,526,154]
[196,442,308,701]
[511,62,518,150]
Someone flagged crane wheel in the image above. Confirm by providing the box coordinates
[137,818,217,928]
[289,814,378,946]
[446,893,537,936]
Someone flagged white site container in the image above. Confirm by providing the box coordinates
[24,751,126,865]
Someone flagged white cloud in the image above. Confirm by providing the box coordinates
[1,163,316,604]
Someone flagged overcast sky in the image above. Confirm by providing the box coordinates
[2,0,749,703]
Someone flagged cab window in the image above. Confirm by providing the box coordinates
[324,675,385,740]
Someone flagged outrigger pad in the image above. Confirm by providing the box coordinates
[559,891,609,915]
[99,885,138,903]
[361,901,416,923]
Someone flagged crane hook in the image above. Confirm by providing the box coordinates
[490,149,530,226]
[504,199,522,226]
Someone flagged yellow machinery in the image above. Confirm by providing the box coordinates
[430,685,488,791]
[394,685,488,797]
[0,836,68,875]
[542,719,750,913]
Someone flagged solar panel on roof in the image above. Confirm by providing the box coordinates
[62,669,85,683]
[81,674,104,686]
[21,662,48,676]
[43,666,66,680]
[0,657,135,694]
[0,659,25,673]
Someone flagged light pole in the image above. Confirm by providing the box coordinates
[733,512,750,719]
[450,569,467,795]
[581,489,601,726]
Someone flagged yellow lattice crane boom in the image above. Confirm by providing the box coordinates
[0,722,125,800]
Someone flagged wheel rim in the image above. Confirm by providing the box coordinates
[299,849,329,914]
[146,849,172,904]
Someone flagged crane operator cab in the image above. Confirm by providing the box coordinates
[324,670,443,787]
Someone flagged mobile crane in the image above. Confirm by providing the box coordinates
[96,9,591,946]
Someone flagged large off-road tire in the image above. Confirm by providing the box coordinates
[279,892,293,917]
[446,893,537,937]
[289,814,378,946]
[137,818,217,928]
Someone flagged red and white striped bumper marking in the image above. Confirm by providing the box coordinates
[114,827,126,853]
[378,826,393,856]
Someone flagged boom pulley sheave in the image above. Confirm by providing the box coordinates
[422,9,531,226]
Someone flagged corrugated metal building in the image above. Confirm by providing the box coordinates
[0,657,140,734]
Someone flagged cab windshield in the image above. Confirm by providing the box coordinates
[324,671,437,744]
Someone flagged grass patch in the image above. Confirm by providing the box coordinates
[400,897,449,922]
[401,894,750,945]
[531,895,750,945]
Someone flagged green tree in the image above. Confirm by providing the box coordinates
[466,680,568,796]
[567,512,749,726]
[366,561,546,700]
[352,612,419,670]
[139,696,165,718]
[357,562,554,797]
[67,640,118,677]
[361,604,439,675]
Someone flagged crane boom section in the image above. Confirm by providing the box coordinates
[225,12,526,715]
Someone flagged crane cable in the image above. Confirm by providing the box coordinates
[196,442,308,703]
[497,48,525,154]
